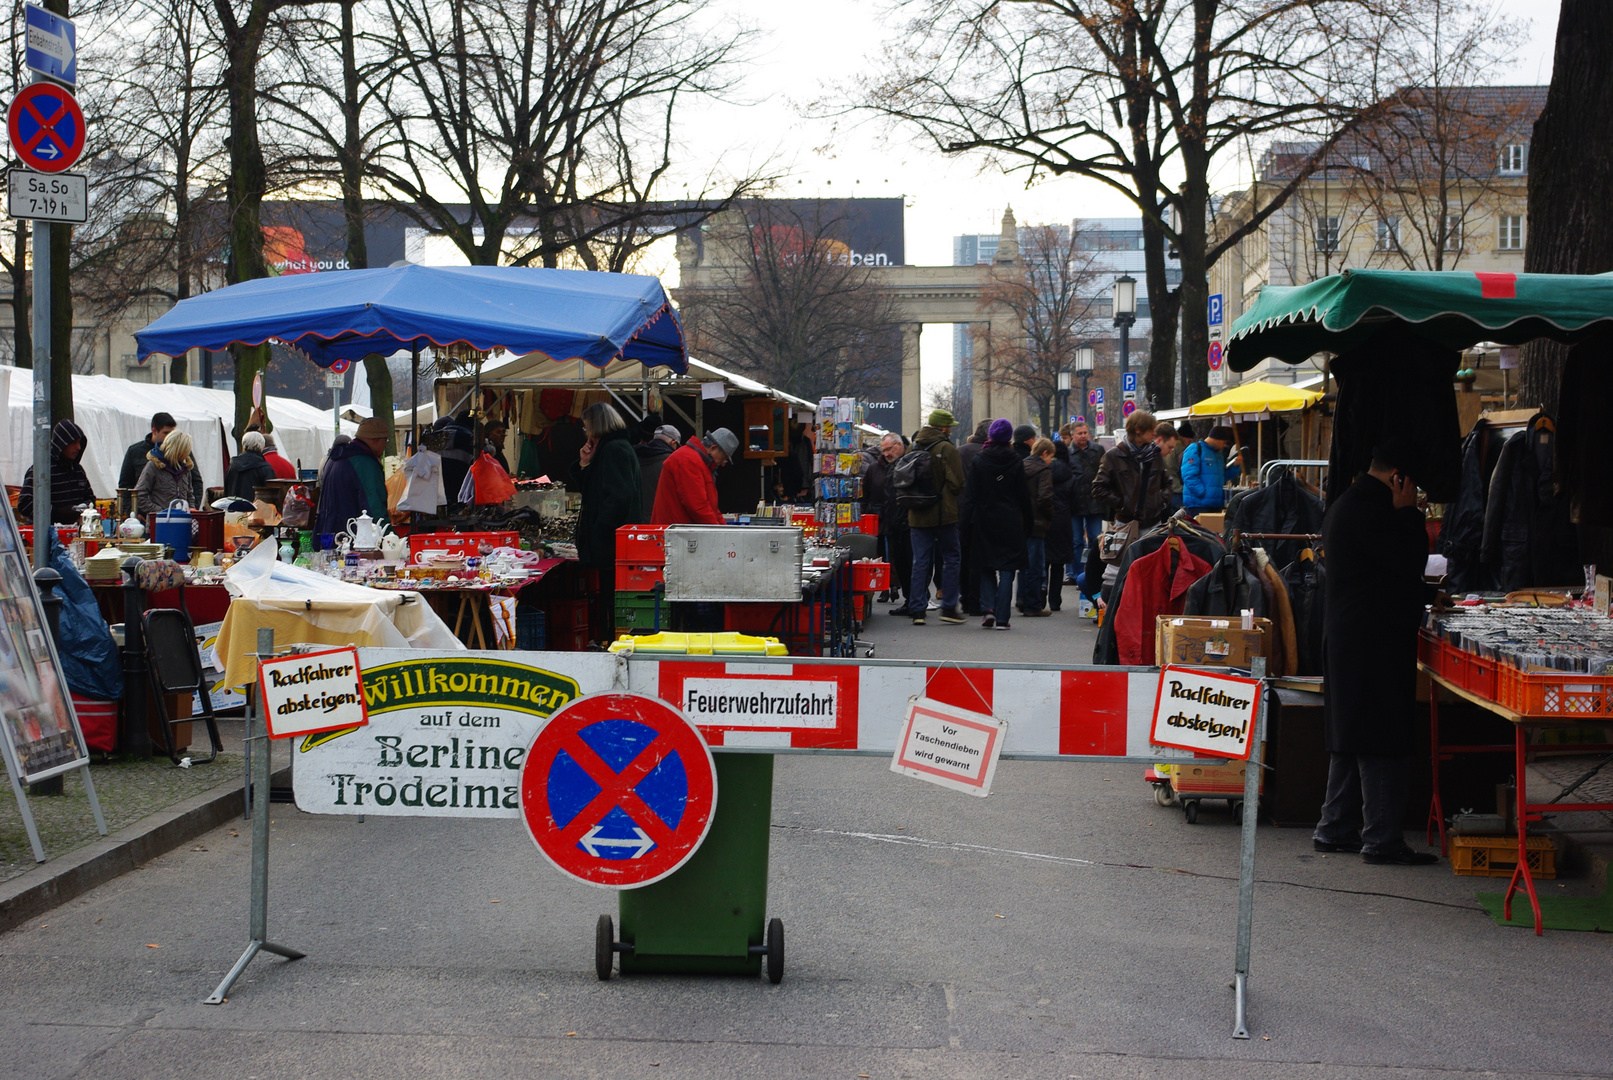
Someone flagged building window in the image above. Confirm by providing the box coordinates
[1314,216,1340,253]
[1444,213,1463,252]
[1499,143,1526,175]
[1499,214,1525,251]
[1376,217,1400,252]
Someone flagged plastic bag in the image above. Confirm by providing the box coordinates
[385,467,409,525]
[280,484,313,527]
[469,453,516,504]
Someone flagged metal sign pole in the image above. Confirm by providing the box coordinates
[30,217,50,569]
[206,628,305,1004]
[1232,654,1267,1039]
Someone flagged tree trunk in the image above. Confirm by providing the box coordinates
[1177,141,1212,408]
[1519,0,1613,411]
[1140,207,1177,408]
[362,353,395,454]
[220,0,274,439]
[10,219,27,370]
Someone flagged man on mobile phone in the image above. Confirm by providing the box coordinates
[1313,437,1443,866]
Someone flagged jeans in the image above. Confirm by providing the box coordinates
[1314,753,1412,854]
[981,569,1015,623]
[1068,514,1104,581]
[909,523,960,613]
[1018,536,1046,612]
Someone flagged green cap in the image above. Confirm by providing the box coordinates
[927,409,956,428]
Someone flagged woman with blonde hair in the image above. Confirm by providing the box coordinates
[135,427,204,515]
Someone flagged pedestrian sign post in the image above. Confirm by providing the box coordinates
[7,83,84,173]
[520,692,717,889]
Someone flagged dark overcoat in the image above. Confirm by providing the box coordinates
[1321,472,1435,756]
[962,444,1033,572]
[571,428,642,567]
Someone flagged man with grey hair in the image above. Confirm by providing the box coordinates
[651,427,736,525]
[636,423,682,514]
[224,429,276,500]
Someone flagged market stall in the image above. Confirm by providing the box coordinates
[1188,379,1326,482]
[1227,267,1613,933]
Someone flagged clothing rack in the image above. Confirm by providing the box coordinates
[1236,532,1322,541]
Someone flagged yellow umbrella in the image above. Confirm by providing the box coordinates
[1188,380,1323,417]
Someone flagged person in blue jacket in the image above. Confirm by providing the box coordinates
[1180,424,1242,514]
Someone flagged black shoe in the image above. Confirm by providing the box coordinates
[888,606,913,616]
[1313,838,1362,853]
[911,615,926,626]
[1362,847,1438,866]
[939,607,965,624]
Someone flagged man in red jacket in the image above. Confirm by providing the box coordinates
[651,428,737,525]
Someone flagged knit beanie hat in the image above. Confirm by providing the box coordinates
[986,418,1014,445]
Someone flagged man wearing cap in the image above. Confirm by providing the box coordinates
[652,428,736,525]
[1180,424,1242,515]
[900,410,966,625]
[315,417,391,536]
[1313,439,1443,866]
[635,422,680,516]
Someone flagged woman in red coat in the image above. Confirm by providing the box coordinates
[651,429,737,525]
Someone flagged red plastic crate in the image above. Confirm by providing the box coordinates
[546,599,590,630]
[850,561,890,592]
[860,514,880,535]
[616,562,665,591]
[615,525,667,563]
[1493,666,1613,720]
[408,531,519,561]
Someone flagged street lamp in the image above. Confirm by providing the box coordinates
[1057,368,1072,427]
[1073,344,1095,425]
[1113,274,1137,379]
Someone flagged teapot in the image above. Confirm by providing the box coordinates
[117,512,146,540]
[347,510,383,550]
[381,532,408,562]
[78,504,102,538]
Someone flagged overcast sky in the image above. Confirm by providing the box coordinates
[651,0,1559,399]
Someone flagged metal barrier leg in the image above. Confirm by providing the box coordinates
[206,629,305,1004]
[1232,657,1268,1040]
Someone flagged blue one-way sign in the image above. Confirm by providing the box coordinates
[24,4,76,86]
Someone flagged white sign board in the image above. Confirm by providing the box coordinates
[890,696,1006,796]
[258,647,368,740]
[678,677,840,729]
[7,169,86,223]
[1208,366,1226,388]
[1149,665,1260,760]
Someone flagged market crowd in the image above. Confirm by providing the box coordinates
[862,408,1241,631]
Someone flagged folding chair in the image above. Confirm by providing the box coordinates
[141,608,225,765]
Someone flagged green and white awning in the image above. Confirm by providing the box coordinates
[1225,269,1613,371]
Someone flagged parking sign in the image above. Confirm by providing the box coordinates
[1121,372,1137,394]
[1208,294,1224,326]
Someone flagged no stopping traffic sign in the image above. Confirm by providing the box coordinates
[520,693,717,888]
[8,83,84,173]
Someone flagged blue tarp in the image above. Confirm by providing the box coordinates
[134,264,687,373]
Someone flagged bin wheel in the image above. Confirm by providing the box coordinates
[1184,800,1200,824]
[595,914,614,981]
[864,646,876,658]
[1153,783,1174,807]
[765,917,784,984]
[1231,799,1244,825]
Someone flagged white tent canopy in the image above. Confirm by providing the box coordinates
[0,368,356,495]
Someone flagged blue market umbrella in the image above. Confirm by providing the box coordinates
[134,264,687,373]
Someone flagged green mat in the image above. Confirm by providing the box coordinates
[1478,868,1613,932]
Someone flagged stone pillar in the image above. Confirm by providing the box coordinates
[900,322,923,436]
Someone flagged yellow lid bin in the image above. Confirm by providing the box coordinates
[607,631,788,656]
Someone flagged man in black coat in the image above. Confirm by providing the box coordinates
[119,412,176,491]
[1313,439,1442,865]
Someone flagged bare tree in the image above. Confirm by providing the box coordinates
[677,203,904,401]
[365,0,766,270]
[855,0,1443,408]
[973,223,1108,431]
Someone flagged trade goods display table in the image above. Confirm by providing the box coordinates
[1420,610,1613,935]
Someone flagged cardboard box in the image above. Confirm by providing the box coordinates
[1156,616,1271,668]
[1195,512,1225,534]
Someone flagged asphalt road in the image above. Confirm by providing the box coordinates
[3,610,1610,1080]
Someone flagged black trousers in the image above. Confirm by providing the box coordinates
[886,527,912,600]
[1314,752,1412,854]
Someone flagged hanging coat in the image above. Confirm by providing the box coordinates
[1439,419,1498,594]
[1113,538,1212,666]
[1322,473,1435,756]
[1480,416,1580,592]
[1281,549,1327,677]
[1093,522,1225,665]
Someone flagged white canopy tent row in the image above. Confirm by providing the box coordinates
[0,367,357,496]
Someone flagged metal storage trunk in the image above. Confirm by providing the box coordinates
[663,525,804,602]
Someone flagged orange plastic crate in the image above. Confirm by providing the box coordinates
[1493,666,1613,719]
[1450,834,1556,878]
